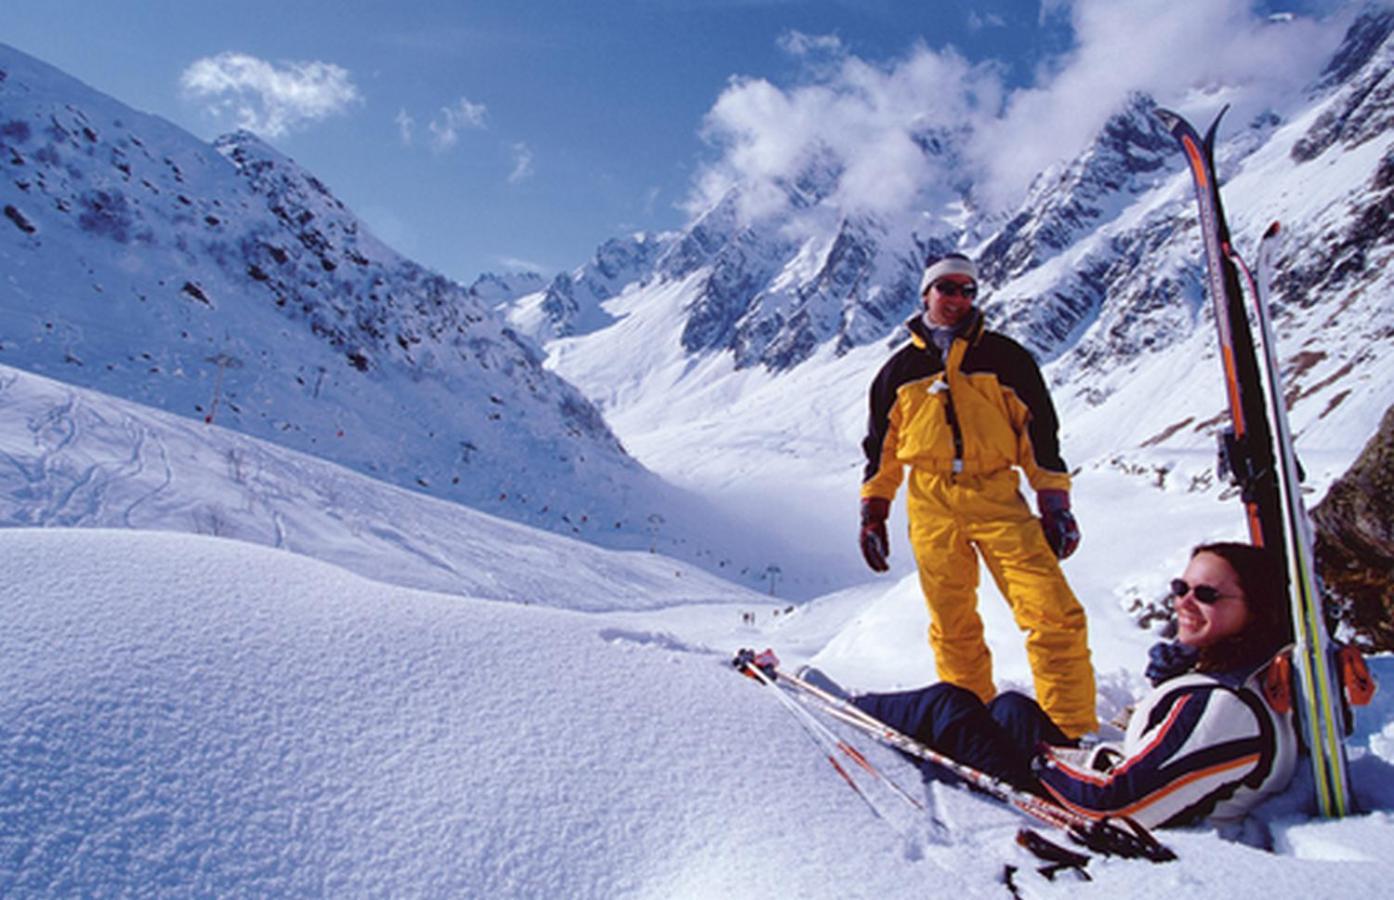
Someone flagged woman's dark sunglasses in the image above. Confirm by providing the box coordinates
[932,280,978,299]
[1170,578,1227,605]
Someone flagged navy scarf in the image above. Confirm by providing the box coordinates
[1144,640,1200,687]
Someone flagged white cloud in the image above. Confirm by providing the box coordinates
[691,42,1001,224]
[642,185,663,215]
[776,30,845,57]
[428,97,489,151]
[967,11,1007,31]
[180,52,360,138]
[395,108,416,146]
[689,1,1349,226]
[972,0,1346,207]
[508,142,535,184]
[496,255,547,273]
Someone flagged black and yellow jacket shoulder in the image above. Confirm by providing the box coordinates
[861,310,1070,499]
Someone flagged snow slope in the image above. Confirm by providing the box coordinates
[3,299,1393,896]
[0,362,763,611]
[0,42,829,593]
[4,528,1394,897]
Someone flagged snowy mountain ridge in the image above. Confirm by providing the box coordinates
[0,41,828,591]
[505,231,675,342]
[518,10,1394,581]
[0,42,627,516]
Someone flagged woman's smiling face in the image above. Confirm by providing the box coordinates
[1174,551,1252,649]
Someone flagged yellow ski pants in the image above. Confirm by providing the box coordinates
[905,468,1098,738]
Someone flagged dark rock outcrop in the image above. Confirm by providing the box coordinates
[1313,403,1394,651]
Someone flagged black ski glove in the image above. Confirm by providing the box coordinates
[859,497,891,572]
[1037,490,1080,560]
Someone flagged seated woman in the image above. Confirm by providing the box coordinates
[852,542,1298,829]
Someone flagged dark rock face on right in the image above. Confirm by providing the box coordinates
[1313,402,1394,652]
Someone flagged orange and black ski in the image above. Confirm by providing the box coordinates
[1157,107,1357,818]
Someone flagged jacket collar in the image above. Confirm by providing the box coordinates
[906,306,984,352]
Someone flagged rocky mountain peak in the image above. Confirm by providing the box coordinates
[1312,5,1394,93]
[772,141,844,211]
[509,231,674,341]
[0,42,661,554]
[467,270,547,303]
[1292,6,1394,162]
[215,129,342,211]
[977,92,1177,287]
[655,188,741,281]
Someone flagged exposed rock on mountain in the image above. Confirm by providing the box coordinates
[1283,10,1394,315]
[509,233,672,342]
[1314,402,1394,652]
[0,43,662,551]
[1293,7,1394,159]
[466,270,547,304]
[977,93,1178,288]
[520,90,1196,380]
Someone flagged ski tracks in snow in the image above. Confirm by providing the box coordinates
[0,374,286,541]
[0,379,174,528]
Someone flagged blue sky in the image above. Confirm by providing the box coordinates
[3,0,1360,283]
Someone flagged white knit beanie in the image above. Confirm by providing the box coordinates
[919,255,978,295]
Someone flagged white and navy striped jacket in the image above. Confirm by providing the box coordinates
[1035,658,1298,828]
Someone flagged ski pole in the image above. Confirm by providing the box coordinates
[734,651,926,817]
[762,666,1101,878]
[782,666,1093,835]
[733,650,894,823]
[781,668,1075,834]
[775,665,1176,863]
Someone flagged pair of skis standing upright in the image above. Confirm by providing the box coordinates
[1158,106,1366,821]
[735,107,1370,873]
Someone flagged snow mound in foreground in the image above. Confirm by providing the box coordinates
[4,528,1394,897]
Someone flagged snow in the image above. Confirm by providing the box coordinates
[5,367,1394,896]
[0,364,758,611]
[0,42,822,594]
[5,526,1394,897]
[6,23,1394,898]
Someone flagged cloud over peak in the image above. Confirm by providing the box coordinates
[689,1,1349,229]
[180,52,359,138]
[691,38,999,225]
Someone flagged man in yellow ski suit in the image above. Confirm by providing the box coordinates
[858,253,1097,738]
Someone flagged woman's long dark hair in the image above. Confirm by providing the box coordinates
[1190,541,1294,672]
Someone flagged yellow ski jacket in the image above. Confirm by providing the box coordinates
[861,310,1071,500]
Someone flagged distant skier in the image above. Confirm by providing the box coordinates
[849,543,1299,830]
[858,252,1097,737]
